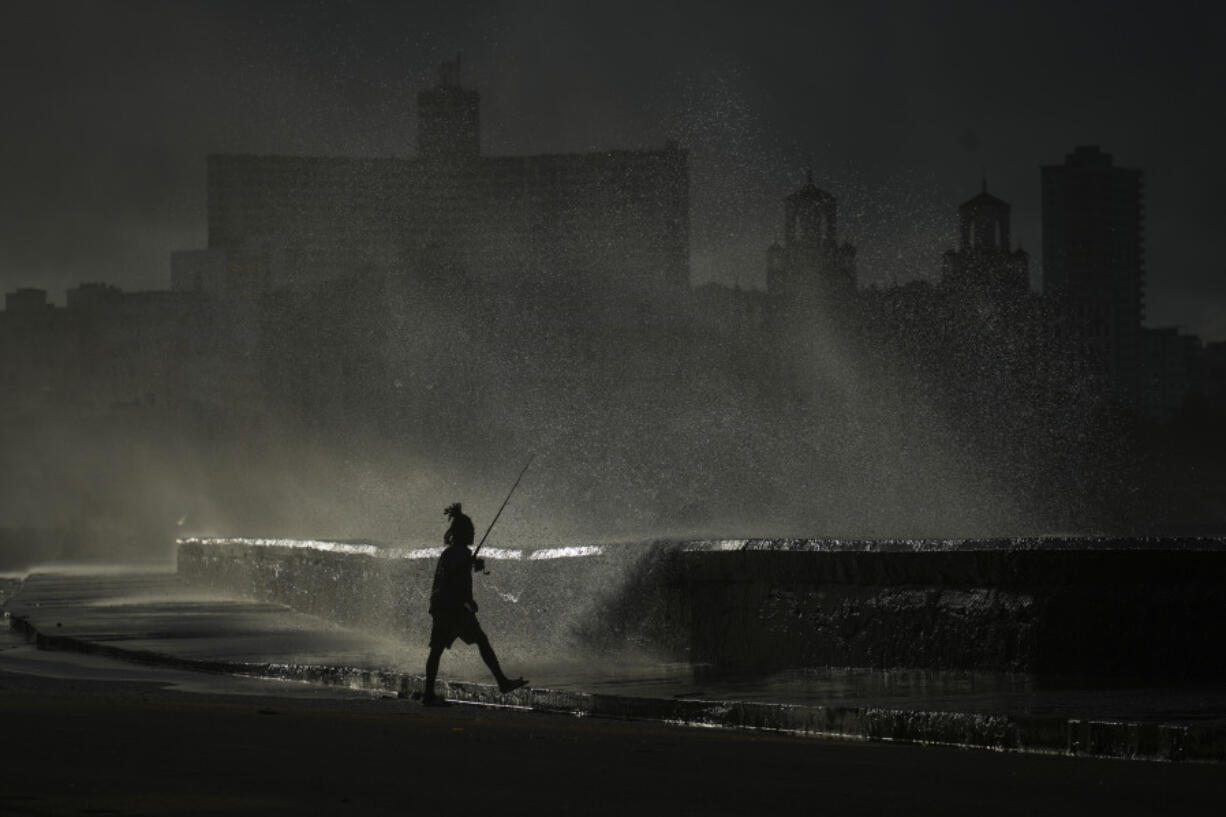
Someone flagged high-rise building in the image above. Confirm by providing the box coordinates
[186,57,690,323]
[1041,145,1145,403]
[941,181,1029,302]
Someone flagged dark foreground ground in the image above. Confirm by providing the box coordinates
[1,666,1224,817]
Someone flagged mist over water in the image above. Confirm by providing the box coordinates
[1,104,1212,565]
[1,261,1133,570]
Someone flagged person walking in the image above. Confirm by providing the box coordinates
[421,502,527,706]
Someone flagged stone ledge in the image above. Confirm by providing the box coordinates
[8,610,1223,764]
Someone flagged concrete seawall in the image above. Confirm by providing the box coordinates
[178,537,1226,679]
[176,538,686,663]
[8,569,1226,763]
[681,542,1226,677]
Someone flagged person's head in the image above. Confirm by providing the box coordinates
[444,502,462,519]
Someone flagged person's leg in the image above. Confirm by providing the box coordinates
[474,632,528,693]
[424,645,444,700]
[474,632,508,686]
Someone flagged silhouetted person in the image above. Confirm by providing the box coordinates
[421,502,527,706]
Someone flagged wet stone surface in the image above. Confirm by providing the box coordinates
[178,536,1226,678]
[5,564,1226,762]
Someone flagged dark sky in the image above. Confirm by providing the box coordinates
[4,0,1224,340]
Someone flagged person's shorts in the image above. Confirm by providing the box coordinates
[429,607,485,650]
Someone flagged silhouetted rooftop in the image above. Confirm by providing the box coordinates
[961,190,1010,209]
[786,170,835,202]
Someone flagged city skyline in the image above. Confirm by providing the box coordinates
[3,1,1224,341]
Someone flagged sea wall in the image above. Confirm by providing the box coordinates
[680,541,1226,677]
[176,538,687,662]
[177,537,1226,679]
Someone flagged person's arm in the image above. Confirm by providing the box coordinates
[439,548,476,609]
[461,554,476,611]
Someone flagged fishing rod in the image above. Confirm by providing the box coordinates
[472,453,535,568]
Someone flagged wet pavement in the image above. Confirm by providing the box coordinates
[7,667,1223,817]
[5,567,1226,762]
[3,567,411,668]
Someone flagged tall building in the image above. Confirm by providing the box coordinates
[1041,145,1145,404]
[181,57,690,323]
[765,172,857,313]
[941,180,1029,302]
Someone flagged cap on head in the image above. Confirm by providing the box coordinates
[444,502,462,518]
